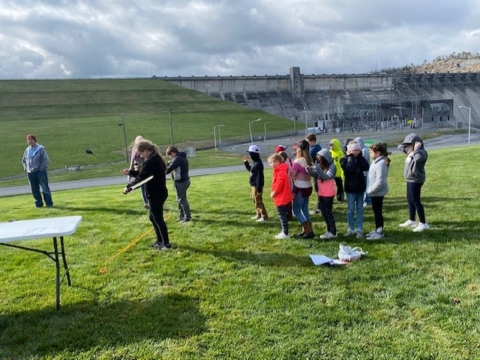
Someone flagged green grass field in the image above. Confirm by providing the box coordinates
[0,146,479,359]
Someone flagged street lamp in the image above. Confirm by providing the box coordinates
[304,105,308,135]
[458,105,472,145]
[263,122,269,141]
[119,111,129,162]
[249,118,262,144]
[213,124,225,152]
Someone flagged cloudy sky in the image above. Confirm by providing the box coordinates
[1,0,479,79]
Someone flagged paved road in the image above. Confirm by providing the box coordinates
[0,165,246,198]
[1,131,478,198]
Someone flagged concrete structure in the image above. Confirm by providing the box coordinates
[163,67,480,132]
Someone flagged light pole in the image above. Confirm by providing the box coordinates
[249,118,261,144]
[119,111,129,162]
[304,105,308,135]
[458,105,472,145]
[263,122,269,141]
[213,124,225,151]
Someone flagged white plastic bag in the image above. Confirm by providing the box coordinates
[338,244,368,262]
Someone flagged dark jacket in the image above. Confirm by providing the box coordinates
[166,152,189,182]
[244,152,265,192]
[127,154,168,199]
[340,154,369,193]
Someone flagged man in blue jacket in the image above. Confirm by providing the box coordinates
[22,134,53,208]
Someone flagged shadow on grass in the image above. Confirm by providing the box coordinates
[180,244,321,268]
[0,293,206,358]
[53,205,147,216]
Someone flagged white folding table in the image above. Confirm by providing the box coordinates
[0,215,82,310]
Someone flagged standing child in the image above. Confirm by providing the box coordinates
[268,154,293,239]
[340,141,370,239]
[243,145,269,221]
[276,145,294,221]
[291,140,314,238]
[166,146,191,223]
[365,142,390,240]
[123,135,148,208]
[398,133,429,232]
[307,149,338,239]
[329,139,345,202]
[123,140,171,250]
[306,133,322,214]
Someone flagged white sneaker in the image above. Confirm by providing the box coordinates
[367,229,377,237]
[251,215,260,220]
[366,231,385,240]
[319,232,338,240]
[275,232,290,239]
[344,229,356,236]
[413,223,429,232]
[399,219,417,228]
[256,217,268,222]
[356,230,364,239]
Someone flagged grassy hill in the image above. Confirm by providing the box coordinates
[1,78,294,179]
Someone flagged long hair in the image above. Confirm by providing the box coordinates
[136,140,167,170]
[370,142,391,167]
[295,147,313,166]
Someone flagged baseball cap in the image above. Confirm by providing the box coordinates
[247,145,260,153]
[275,145,288,153]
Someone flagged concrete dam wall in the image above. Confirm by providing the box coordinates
[163,67,480,132]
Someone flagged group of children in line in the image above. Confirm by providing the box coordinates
[243,133,429,241]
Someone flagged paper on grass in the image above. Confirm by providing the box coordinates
[310,254,347,266]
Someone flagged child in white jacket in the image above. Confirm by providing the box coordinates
[366,142,390,240]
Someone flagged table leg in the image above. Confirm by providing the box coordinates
[60,236,71,286]
[53,236,61,310]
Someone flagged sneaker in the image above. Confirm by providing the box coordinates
[363,202,371,208]
[344,229,356,236]
[366,231,385,240]
[251,215,261,220]
[356,230,364,239]
[256,217,268,222]
[275,232,290,239]
[413,223,429,232]
[399,219,417,228]
[319,232,338,240]
[309,209,321,215]
[367,229,377,237]
[152,243,171,250]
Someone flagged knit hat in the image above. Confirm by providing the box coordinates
[275,145,288,153]
[26,134,36,142]
[247,145,260,153]
[347,142,362,151]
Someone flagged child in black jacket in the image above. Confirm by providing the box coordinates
[243,145,269,221]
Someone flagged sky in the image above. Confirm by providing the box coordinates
[1,0,479,79]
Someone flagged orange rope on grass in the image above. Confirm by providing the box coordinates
[99,208,172,274]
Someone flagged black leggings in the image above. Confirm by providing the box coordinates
[407,182,425,224]
[149,194,170,246]
[371,196,384,230]
[319,196,336,235]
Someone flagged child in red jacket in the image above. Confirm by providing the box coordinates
[268,154,293,239]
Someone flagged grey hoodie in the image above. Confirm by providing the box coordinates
[398,133,428,183]
[306,149,336,181]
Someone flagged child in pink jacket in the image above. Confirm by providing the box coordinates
[307,149,338,239]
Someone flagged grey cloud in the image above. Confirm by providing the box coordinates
[0,0,479,79]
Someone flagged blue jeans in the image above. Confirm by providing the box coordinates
[27,170,53,207]
[292,191,310,224]
[140,184,148,204]
[346,192,364,231]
